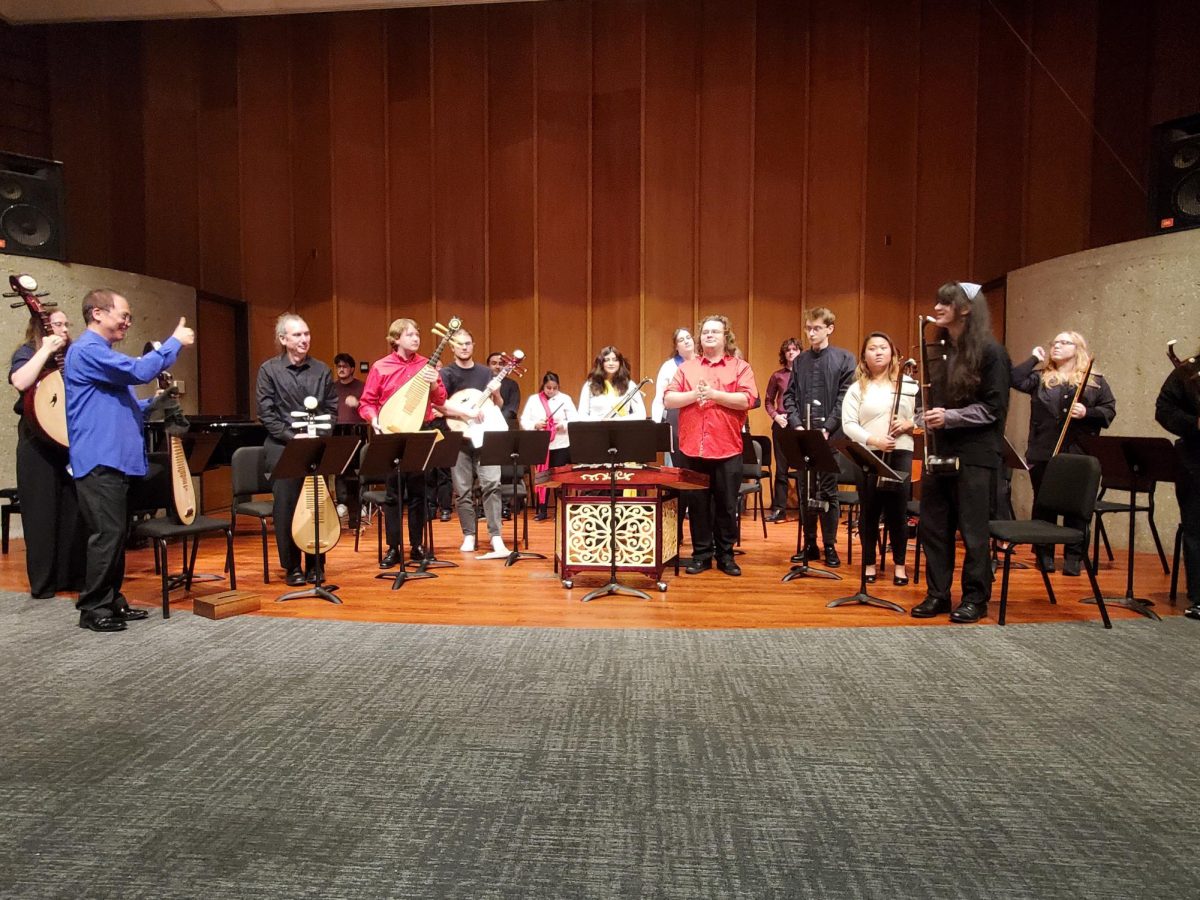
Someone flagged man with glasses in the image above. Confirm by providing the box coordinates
[665,315,759,577]
[783,307,856,567]
[64,289,194,632]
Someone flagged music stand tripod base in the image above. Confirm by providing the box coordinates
[827,591,905,613]
[581,581,651,603]
[278,583,343,604]
[1080,595,1160,621]
[376,567,437,591]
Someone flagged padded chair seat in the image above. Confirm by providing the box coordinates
[989,519,1085,546]
[1094,498,1148,513]
[135,515,232,539]
[233,499,273,518]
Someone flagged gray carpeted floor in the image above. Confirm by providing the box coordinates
[2,593,1199,898]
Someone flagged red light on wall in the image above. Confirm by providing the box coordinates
[1160,217,1176,229]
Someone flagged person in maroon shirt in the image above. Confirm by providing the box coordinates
[332,353,365,425]
[358,318,447,568]
[764,337,801,523]
[665,315,759,577]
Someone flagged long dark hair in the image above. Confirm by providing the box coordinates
[934,282,993,404]
[587,346,631,396]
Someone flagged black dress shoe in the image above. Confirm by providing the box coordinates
[765,510,786,523]
[911,596,951,618]
[439,509,452,522]
[893,575,909,586]
[380,547,402,569]
[864,573,877,584]
[79,614,127,633]
[534,511,548,521]
[116,607,150,622]
[305,570,320,584]
[950,600,988,623]
[685,557,713,575]
[285,568,306,586]
[1061,560,1081,577]
[806,545,821,561]
[717,558,742,577]
[409,545,427,562]
[1185,604,1200,621]
[823,546,841,568]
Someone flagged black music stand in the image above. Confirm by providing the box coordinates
[829,442,905,612]
[359,432,440,589]
[567,420,671,602]
[480,429,552,567]
[775,428,841,583]
[994,435,1032,571]
[273,434,361,604]
[1077,435,1176,621]
[414,431,464,573]
[172,432,224,585]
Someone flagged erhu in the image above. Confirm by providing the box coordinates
[1050,354,1095,457]
[876,357,917,491]
[603,377,653,419]
[917,315,960,475]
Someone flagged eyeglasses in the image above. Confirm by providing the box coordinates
[105,309,133,324]
[1051,340,1075,347]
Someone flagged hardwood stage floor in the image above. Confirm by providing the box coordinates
[1,514,1184,629]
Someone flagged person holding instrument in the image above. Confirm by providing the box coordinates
[911,281,1010,623]
[1156,342,1200,619]
[520,371,576,521]
[10,310,86,599]
[256,314,338,586]
[577,346,646,420]
[841,332,917,586]
[1011,331,1115,575]
[358,318,447,566]
[764,337,802,524]
[66,290,194,632]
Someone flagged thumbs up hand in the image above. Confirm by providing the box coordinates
[172,317,195,346]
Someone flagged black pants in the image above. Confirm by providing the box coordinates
[384,468,427,551]
[857,450,912,567]
[1176,444,1200,605]
[15,420,85,598]
[769,423,792,512]
[1028,461,1086,567]
[678,451,741,563]
[264,439,322,574]
[920,464,996,605]
[75,465,130,618]
[795,465,839,549]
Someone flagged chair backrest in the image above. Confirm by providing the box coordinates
[128,452,171,516]
[231,446,270,498]
[1032,453,1102,523]
[742,439,763,479]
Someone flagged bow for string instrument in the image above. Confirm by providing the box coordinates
[918,315,960,475]
[602,377,653,419]
[876,358,917,491]
[5,274,69,446]
[289,396,341,555]
[145,341,196,524]
[377,316,462,435]
[1167,340,1200,408]
[1051,355,1095,457]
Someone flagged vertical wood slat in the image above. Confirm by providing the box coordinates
[196,19,241,301]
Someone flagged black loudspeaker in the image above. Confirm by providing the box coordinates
[1150,114,1200,234]
[0,151,67,261]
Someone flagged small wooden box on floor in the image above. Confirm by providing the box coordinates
[193,590,261,620]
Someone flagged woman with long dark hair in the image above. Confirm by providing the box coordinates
[911,281,1010,623]
[577,346,646,420]
[841,332,917,585]
[764,336,801,522]
[520,370,577,520]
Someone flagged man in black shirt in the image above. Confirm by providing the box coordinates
[783,307,856,567]
[255,314,338,586]
[1155,353,1200,618]
[911,282,1010,623]
[486,350,522,425]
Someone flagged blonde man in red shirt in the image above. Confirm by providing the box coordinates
[358,318,447,568]
[664,315,759,577]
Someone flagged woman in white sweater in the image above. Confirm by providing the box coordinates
[577,346,647,420]
[520,371,577,520]
[841,332,918,585]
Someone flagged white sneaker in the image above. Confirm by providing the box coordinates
[476,536,511,560]
[460,534,476,552]
[335,504,348,520]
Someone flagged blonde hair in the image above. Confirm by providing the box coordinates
[387,318,419,349]
[1039,331,1095,388]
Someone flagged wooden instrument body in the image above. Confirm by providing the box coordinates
[153,367,197,525]
[377,316,461,434]
[445,388,508,447]
[291,473,341,554]
[1051,356,1095,457]
[8,274,69,447]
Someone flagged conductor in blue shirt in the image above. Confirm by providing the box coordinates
[64,289,195,633]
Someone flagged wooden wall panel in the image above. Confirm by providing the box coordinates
[973,0,1029,285]
[590,0,643,377]
[1024,0,1097,266]
[141,21,200,288]
[913,0,979,304]
[387,8,433,338]
[288,16,334,362]
[643,0,697,372]
[196,19,241,301]
[697,0,754,364]
[431,6,488,349]
[534,0,590,390]
[1148,0,1200,125]
[862,0,919,357]
[0,24,51,158]
[238,16,293,376]
[486,5,537,372]
[330,11,388,369]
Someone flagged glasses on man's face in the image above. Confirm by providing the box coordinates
[106,308,133,325]
[1051,340,1075,347]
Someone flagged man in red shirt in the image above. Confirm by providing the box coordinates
[665,315,759,576]
[358,318,447,568]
